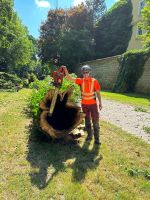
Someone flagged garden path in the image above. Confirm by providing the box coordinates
[100,99,150,144]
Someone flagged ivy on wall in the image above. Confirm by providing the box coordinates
[113,49,150,93]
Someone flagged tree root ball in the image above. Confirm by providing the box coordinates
[39,87,85,141]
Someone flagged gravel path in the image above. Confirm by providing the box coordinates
[100,99,150,144]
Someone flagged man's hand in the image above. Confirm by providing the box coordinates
[61,65,66,69]
[61,66,67,76]
[61,66,75,82]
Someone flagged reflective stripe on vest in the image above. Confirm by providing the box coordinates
[81,78,95,100]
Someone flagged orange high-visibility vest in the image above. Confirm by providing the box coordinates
[81,78,96,100]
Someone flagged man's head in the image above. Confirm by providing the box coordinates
[81,65,91,78]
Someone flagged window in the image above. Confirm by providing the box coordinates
[138,0,145,16]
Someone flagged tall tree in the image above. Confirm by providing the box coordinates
[39,6,93,69]
[85,0,107,59]
[67,3,90,30]
[59,29,91,70]
[39,9,66,64]
[0,0,13,71]
[85,0,107,24]
[95,0,132,59]
[0,0,34,73]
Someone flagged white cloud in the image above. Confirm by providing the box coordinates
[73,0,85,6]
[35,0,50,8]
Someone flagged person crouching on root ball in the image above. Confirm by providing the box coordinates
[63,65,102,145]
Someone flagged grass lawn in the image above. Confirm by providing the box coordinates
[101,91,150,110]
[0,89,150,200]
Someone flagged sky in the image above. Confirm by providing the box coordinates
[14,0,117,38]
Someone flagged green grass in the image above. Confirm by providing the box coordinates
[134,106,148,112]
[0,89,150,200]
[101,91,150,109]
[143,126,150,135]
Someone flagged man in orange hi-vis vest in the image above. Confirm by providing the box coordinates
[63,65,102,145]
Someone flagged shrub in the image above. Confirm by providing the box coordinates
[128,168,150,179]
[0,72,22,90]
[143,126,150,134]
[23,79,29,88]
[29,74,80,119]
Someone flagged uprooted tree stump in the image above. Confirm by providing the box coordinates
[39,87,85,141]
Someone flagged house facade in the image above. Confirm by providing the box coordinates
[127,0,145,50]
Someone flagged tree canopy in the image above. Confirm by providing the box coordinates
[38,1,107,71]
[95,0,132,59]
[0,0,35,75]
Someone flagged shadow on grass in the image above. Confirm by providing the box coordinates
[26,124,102,189]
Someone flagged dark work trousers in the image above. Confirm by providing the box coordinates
[81,104,100,142]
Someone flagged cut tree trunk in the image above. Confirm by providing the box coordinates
[39,87,85,141]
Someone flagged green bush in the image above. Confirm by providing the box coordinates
[23,79,29,88]
[28,73,37,83]
[0,72,22,90]
[29,74,80,119]
[128,168,150,179]
[143,126,150,134]
[113,49,150,92]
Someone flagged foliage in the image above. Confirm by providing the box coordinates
[0,0,38,87]
[34,62,51,80]
[0,72,22,90]
[29,76,53,118]
[143,126,150,134]
[0,0,35,76]
[95,0,132,58]
[60,74,80,102]
[128,168,150,179]
[85,0,107,24]
[67,3,91,31]
[134,106,147,112]
[22,79,29,88]
[39,9,66,64]
[138,0,150,48]
[113,49,150,93]
[38,2,107,70]
[59,29,92,70]
[29,74,80,118]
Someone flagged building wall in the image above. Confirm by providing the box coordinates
[127,0,144,50]
[81,56,150,94]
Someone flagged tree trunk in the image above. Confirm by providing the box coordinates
[39,87,85,141]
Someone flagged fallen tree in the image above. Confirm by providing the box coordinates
[39,87,85,140]
[30,74,84,140]
[30,76,85,141]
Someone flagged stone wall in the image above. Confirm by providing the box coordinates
[80,56,150,95]
[81,55,121,90]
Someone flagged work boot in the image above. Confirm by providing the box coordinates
[85,119,92,141]
[93,121,101,145]
[94,140,101,145]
